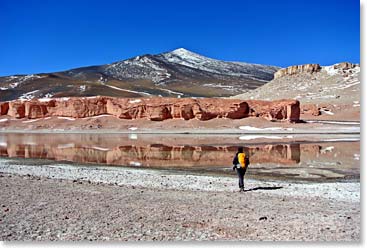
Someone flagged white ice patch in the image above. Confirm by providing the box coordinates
[0,142,7,147]
[158,88,185,96]
[19,90,40,100]
[57,143,75,149]
[104,84,151,96]
[38,98,52,102]
[128,127,138,131]
[88,114,112,119]
[129,161,141,166]
[91,146,110,151]
[22,119,39,123]
[238,126,293,131]
[128,134,138,140]
[325,138,360,142]
[354,154,360,160]
[0,119,8,123]
[79,85,86,92]
[323,65,339,76]
[57,117,76,121]
[129,99,142,104]
[320,146,334,154]
[239,135,282,140]
[202,84,235,90]
[306,120,359,125]
[320,109,334,115]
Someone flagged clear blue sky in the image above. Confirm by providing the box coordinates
[0,0,360,76]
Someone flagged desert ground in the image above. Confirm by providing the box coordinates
[0,157,360,241]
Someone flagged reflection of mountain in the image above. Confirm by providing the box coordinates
[0,143,320,168]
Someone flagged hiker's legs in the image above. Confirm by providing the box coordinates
[236,169,244,189]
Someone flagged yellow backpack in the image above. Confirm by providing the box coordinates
[238,153,246,168]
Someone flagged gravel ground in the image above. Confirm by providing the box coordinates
[0,159,360,241]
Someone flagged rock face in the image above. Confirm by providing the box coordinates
[301,104,320,116]
[274,64,321,79]
[0,96,300,122]
[333,62,357,70]
[246,99,300,121]
[0,102,9,115]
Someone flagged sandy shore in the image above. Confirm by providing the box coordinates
[0,158,360,241]
[0,116,360,134]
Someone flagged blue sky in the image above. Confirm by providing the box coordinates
[0,0,360,76]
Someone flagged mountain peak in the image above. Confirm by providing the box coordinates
[167,48,201,57]
[171,48,192,53]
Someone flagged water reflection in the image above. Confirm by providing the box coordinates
[0,133,360,180]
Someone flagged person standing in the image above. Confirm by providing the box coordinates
[232,147,249,192]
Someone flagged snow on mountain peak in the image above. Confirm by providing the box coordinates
[170,48,198,56]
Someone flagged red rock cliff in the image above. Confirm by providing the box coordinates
[0,96,300,122]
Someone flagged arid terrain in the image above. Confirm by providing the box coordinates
[0,159,360,241]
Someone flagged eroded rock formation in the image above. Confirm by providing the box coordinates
[246,99,300,121]
[274,64,321,79]
[0,96,300,122]
[300,104,320,116]
[333,62,357,70]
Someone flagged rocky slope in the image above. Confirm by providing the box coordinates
[0,48,279,101]
[0,96,300,122]
[232,62,360,120]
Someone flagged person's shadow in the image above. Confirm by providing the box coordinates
[243,186,283,192]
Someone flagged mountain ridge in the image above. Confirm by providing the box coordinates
[0,48,279,101]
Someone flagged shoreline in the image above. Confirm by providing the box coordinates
[0,158,360,202]
[0,128,361,134]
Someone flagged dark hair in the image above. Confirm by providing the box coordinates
[238,147,243,153]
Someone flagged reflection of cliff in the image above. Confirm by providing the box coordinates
[0,143,303,167]
[247,144,301,165]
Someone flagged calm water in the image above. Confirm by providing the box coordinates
[0,133,360,181]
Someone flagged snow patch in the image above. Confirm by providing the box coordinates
[104,84,151,96]
[128,127,138,131]
[0,119,8,123]
[38,98,52,102]
[22,119,39,123]
[239,135,282,140]
[129,161,142,166]
[158,88,184,96]
[323,65,339,76]
[320,109,334,115]
[128,134,138,140]
[19,90,40,100]
[79,85,86,92]
[88,114,112,119]
[320,146,334,154]
[57,117,76,121]
[129,99,142,104]
[91,146,110,151]
[57,144,75,149]
[238,126,293,131]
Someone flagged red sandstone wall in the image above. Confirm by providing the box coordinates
[0,96,300,122]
